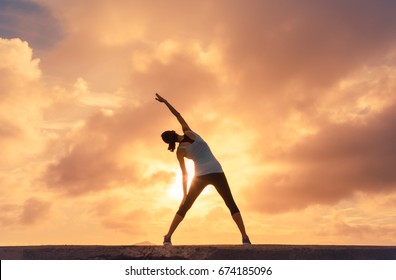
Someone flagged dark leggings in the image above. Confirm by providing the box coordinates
[177,172,240,217]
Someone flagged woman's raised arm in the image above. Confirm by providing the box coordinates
[155,93,191,132]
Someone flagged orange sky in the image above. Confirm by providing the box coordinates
[1,0,396,245]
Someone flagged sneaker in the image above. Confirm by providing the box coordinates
[242,236,251,245]
[163,235,172,246]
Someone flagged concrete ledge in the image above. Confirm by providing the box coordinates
[1,245,396,260]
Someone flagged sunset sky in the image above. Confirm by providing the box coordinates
[1,0,396,246]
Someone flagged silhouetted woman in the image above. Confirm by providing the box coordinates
[155,93,251,245]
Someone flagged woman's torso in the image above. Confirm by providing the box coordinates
[178,130,223,176]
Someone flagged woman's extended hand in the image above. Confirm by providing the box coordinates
[156,93,190,132]
[155,93,167,103]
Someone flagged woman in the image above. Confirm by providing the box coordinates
[155,93,251,245]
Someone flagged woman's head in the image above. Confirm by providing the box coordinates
[161,130,178,152]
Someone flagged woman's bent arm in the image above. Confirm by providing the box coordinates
[177,149,188,205]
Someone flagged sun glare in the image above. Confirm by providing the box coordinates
[168,160,195,200]
[168,160,214,200]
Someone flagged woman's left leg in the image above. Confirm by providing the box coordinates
[164,213,184,243]
[211,173,250,240]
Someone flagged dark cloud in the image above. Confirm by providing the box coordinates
[45,111,136,196]
[0,0,63,50]
[247,102,396,213]
[220,0,396,89]
[205,0,396,128]
[19,197,51,225]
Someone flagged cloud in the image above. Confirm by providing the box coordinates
[43,101,177,196]
[0,37,40,80]
[191,0,396,137]
[19,197,51,225]
[220,0,396,89]
[0,38,47,169]
[34,0,396,104]
[246,101,396,213]
[0,197,51,228]
[44,110,137,196]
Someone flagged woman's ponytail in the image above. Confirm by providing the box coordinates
[161,130,178,152]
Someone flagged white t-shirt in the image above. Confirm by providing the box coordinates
[177,130,223,176]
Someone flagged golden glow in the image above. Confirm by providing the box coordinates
[168,160,195,200]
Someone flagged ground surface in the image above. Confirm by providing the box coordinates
[1,245,396,260]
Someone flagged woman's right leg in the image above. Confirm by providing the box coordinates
[164,176,206,243]
[164,213,184,241]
